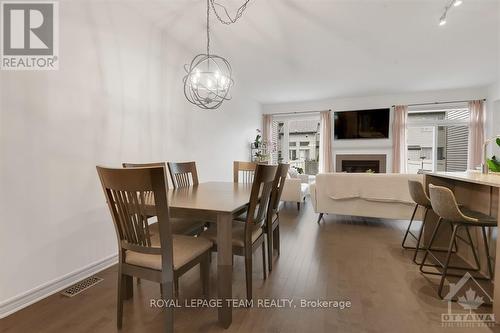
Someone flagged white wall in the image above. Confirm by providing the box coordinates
[486,83,500,158]
[0,1,260,315]
[487,82,500,137]
[262,87,490,172]
[484,1,499,149]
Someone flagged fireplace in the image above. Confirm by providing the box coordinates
[342,160,380,173]
[336,154,387,173]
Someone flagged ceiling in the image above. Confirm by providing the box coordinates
[130,0,500,104]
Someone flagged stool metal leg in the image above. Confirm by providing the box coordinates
[449,222,459,253]
[481,226,494,280]
[412,207,428,263]
[464,226,481,271]
[420,217,442,273]
[438,224,460,299]
[411,209,458,266]
[402,204,419,249]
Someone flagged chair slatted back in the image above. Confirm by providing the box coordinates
[234,161,256,183]
[245,164,278,230]
[167,161,199,188]
[97,166,173,270]
[270,163,290,213]
[123,162,168,179]
[122,163,167,214]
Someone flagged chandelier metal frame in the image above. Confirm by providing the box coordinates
[183,0,249,110]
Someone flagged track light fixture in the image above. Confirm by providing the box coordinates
[439,0,463,26]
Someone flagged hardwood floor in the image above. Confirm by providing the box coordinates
[2,200,499,333]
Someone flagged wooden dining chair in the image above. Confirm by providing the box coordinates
[233,161,256,183]
[123,162,205,236]
[96,166,212,332]
[167,161,199,189]
[265,163,289,272]
[201,164,277,301]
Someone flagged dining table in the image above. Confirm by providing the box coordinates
[166,181,253,328]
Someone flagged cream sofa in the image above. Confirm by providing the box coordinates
[281,174,310,210]
[310,173,424,222]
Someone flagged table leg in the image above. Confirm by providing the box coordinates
[217,212,233,328]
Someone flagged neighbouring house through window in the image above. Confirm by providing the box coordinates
[272,117,320,175]
[407,104,469,174]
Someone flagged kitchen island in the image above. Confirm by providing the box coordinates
[426,171,500,320]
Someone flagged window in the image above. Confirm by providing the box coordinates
[407,106,469,173]
[273,117,320,175]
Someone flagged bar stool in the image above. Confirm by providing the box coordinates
[402,180,432,263]
[420,184,497,299]
[402,180,457,264]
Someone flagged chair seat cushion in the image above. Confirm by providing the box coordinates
[200,222,263,247]
[125,234,212,271]
[459,207,497,225]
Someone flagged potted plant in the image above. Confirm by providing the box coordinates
[487,138,500,172]
[252,129,262,149]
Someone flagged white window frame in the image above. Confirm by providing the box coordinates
[272,114,320,164]
[407,108,469,173]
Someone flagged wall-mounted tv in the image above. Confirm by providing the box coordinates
[334,108,390,139]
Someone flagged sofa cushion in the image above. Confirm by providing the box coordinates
[320,173,422,204]
[310,173,425,220]
[300,183,310,197]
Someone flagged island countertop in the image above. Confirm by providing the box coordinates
[426,171,500,188]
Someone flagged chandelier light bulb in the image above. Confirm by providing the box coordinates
[453,0,463,7]
[183,53,233,109]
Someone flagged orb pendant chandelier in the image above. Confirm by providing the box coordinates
[183,0,234,110]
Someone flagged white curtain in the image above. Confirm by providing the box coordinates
[319,111,333,173]
[392,105,408,173]
[467,100,486,170]
[262,114,272,143]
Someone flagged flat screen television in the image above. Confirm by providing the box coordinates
[334,108,390,139]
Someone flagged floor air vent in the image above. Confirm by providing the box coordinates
[61,276,103,297]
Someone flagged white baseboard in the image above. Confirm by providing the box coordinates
[0,253,118,319]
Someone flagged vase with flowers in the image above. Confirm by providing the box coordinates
[251,129,272,162]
